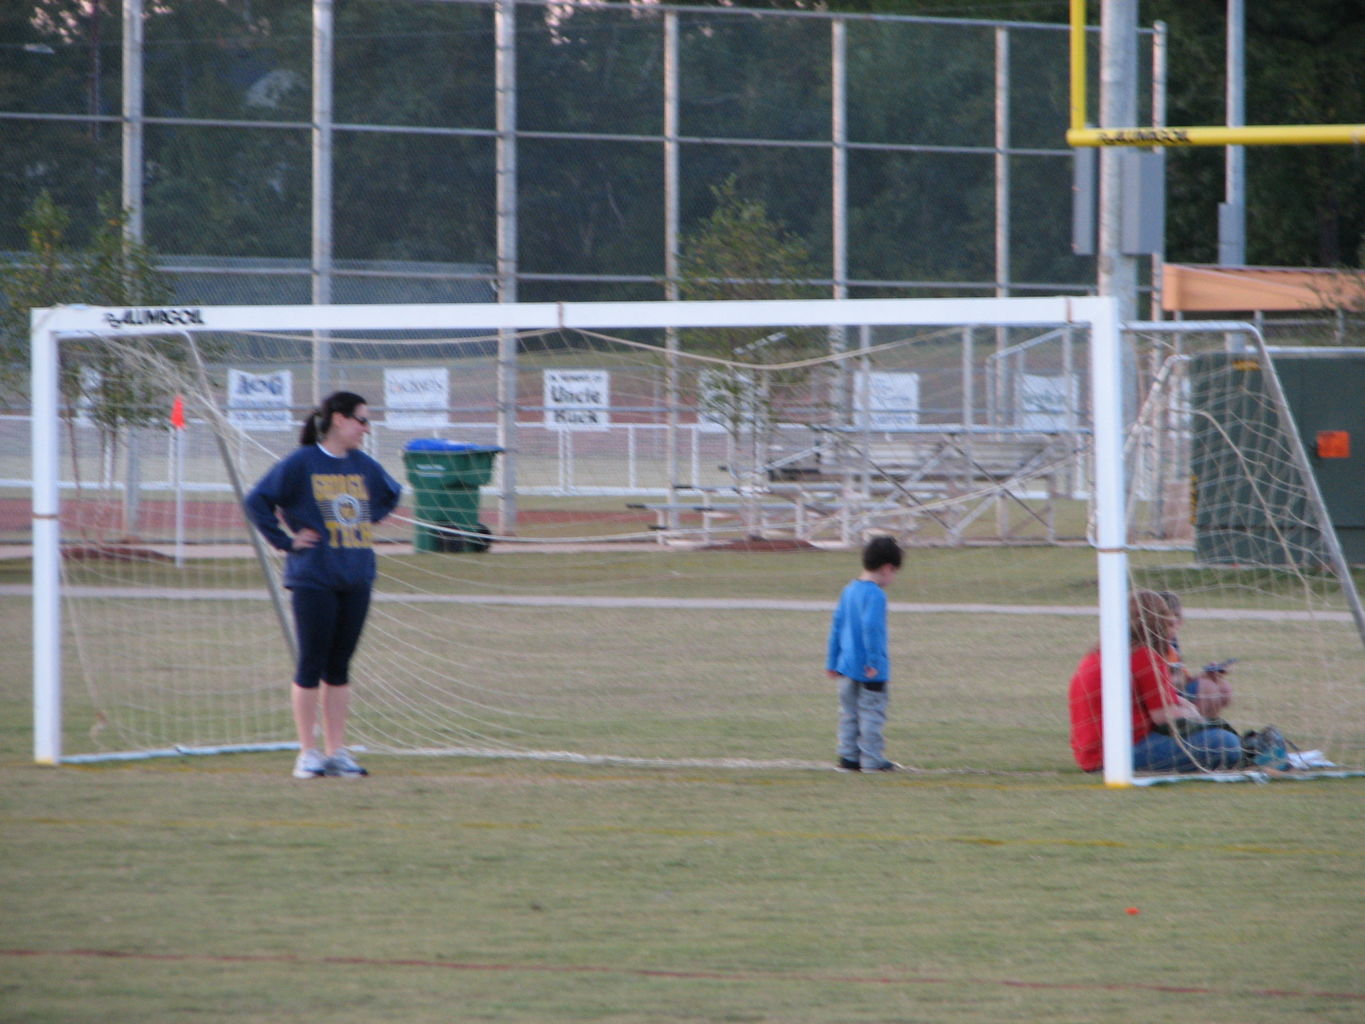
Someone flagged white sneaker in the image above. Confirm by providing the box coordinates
[323,748,369,778]
[293,748,327,779]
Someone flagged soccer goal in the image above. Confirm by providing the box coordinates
[27,297,1364,785]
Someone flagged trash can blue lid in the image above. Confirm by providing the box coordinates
[403,439,504,453]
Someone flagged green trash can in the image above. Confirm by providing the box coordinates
[401,440,502,552]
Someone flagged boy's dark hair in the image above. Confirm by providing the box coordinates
[862,535,902,571]
[300,391,367,446]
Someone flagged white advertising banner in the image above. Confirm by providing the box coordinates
[1016,373,1078,430]
[384,367,450,429]
[227,368,293,430]
[543,370,610,430]
[854,371,920,430]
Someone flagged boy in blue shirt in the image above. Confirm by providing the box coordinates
[826,535,903,772]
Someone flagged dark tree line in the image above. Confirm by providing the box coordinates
[2,0,1360,286]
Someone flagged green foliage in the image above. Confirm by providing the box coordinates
[0,190,174,422]
[0,192,81,403]
[678,178,819,307]
[675,178,826,445]
[0,193,74,396]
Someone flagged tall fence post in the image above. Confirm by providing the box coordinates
[663,10,681,527]
[311,0,334,401]
[495,0,520,534]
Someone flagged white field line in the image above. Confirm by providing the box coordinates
[0,583,1353,622]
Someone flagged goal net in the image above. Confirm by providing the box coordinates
[1119,326,1365,779]
[26,299,1364,782]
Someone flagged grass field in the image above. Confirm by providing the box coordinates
[2,546,1363,1022]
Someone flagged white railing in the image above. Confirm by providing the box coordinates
[0,413,739,502]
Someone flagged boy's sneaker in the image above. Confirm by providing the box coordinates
[292,748,327,779]
[866,759,901,772]
[323,748,369,778]
[837,757,861,772]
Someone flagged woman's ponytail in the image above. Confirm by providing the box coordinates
[298,391,367,447]
[299,407,326,446]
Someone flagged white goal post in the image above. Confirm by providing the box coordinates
[27,293,1141,785]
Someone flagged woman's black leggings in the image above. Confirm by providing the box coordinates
[290,585,373,688]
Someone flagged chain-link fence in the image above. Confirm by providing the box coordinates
[3,1,1164,312]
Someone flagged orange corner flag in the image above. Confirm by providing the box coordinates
[170,394,186,430]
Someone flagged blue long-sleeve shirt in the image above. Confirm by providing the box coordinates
[244,444,402,590]
[826,578,890,684]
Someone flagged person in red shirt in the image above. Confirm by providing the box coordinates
[1069,589,1243,774]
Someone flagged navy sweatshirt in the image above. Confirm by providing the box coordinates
[244,444,402,590]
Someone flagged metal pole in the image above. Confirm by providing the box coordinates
[829,18,851,457]
[664,11,680,522]
[311,0,333,401]
[858,324,873,514]
[1069,0,1088,132]
[832,18,848,304]
[994,26,1010,301]
[993,26,1011,407]
[828,17,852,460]
[1219,1,1248,355]
[1097,0,1139,324]
[664,12,679,301]
[1062,324,1078,496]
[1219,0,1246,267]
[31,315,62,764]
[1086,296,1133,787]
[1149,20,1168,319]
[495,0,519,534]
[961,326,973,428]
[121,0,143,241]
[121,0,146,536]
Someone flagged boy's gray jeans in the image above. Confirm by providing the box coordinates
[837,675,889,769]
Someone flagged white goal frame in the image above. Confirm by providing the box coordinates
[31,296,1136,781]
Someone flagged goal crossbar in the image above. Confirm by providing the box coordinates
[31,295,1099,337]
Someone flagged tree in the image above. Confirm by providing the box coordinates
[0,190,171,416]
[0,192,80,403]
[675,178,827,505]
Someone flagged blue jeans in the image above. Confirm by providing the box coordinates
[837,676,890,769]
[1133,726,1243,773]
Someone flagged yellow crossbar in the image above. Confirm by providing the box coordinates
[1068,0,1363,148]
[1068,124,1365,148]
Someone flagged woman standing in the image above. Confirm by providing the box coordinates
[245,392,402,778]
